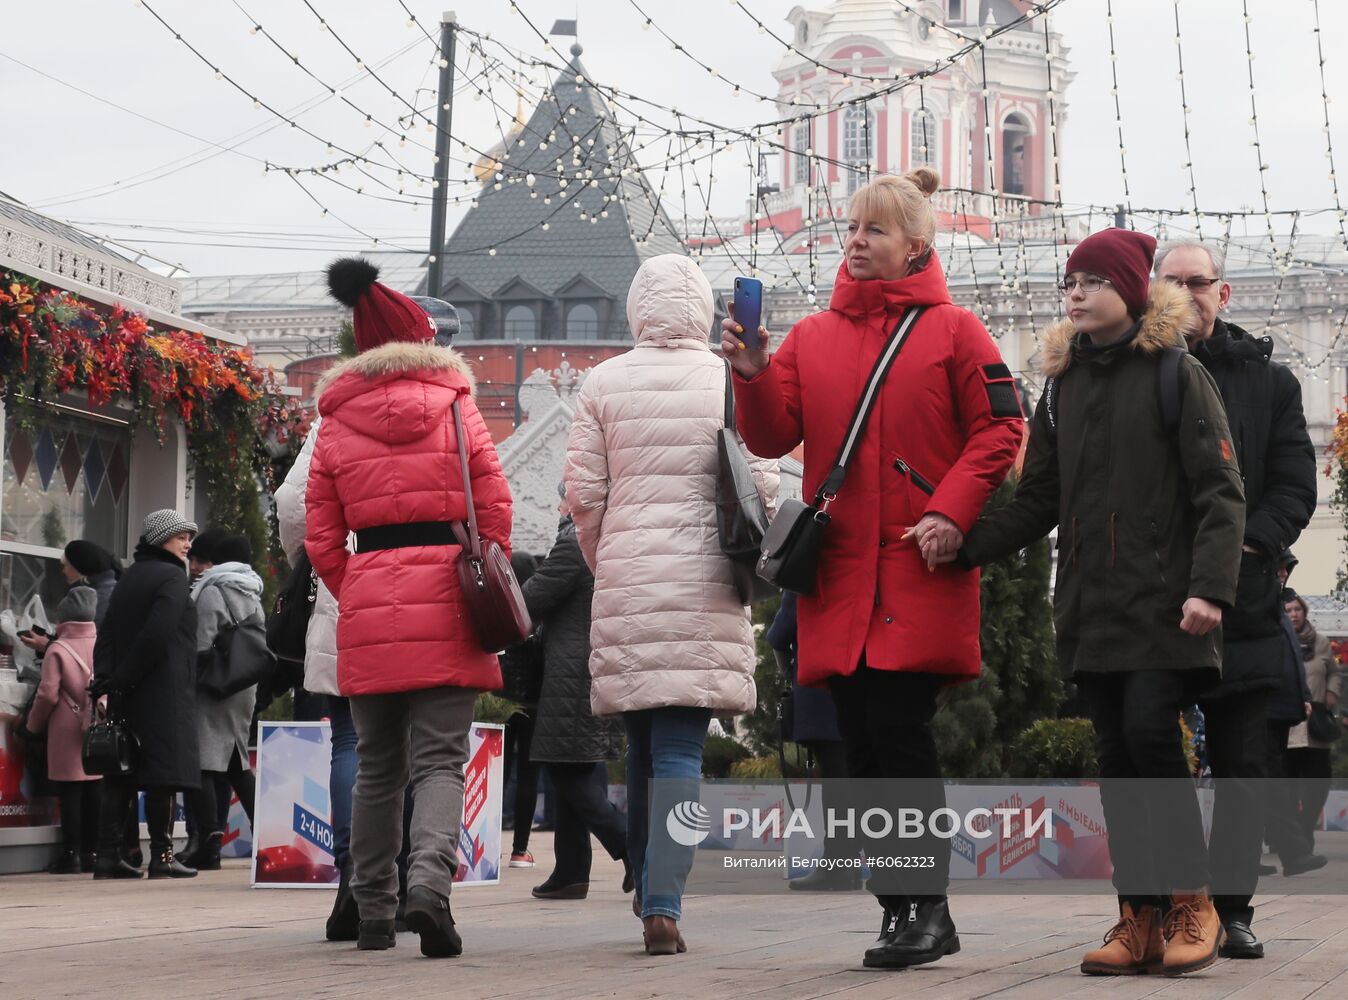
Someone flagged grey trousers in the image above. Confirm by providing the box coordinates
[349,686,476,921]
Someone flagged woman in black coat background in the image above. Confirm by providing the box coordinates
[523,493,629,901]
[91,509,202,880]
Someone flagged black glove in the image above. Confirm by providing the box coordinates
[88,675,120,699]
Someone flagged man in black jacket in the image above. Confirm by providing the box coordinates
[1157,240,1318,959]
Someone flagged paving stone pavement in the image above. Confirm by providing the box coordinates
[1,840,1344,999]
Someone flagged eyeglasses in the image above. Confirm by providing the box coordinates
[1058,276,1113,295]
[1162,276,1223,291]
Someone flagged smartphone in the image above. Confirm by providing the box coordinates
[28,625,49,638]
[732,276,763,350]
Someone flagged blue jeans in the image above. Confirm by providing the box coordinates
[327,695,358,869]
[624,707,712,921]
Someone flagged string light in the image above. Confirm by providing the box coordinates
[1172,0,1202,237]
[1105,0,1132,227]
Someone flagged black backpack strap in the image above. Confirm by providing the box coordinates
[814,306,927,507]
[723,360,734,430]
[1158,346,1185,435]
[1043,375,1059,442]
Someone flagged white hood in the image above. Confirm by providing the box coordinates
[625,253,715,348]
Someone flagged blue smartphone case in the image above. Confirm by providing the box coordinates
[733,277,763,349]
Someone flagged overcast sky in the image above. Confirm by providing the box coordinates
[3,0,1344,277]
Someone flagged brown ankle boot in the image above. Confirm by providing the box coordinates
[642,915,687,956]
[1162,891,1224,976]
[1080,903,1164,975]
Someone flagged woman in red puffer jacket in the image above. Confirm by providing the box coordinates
[722,169,1024,972]
[306,258,511,959]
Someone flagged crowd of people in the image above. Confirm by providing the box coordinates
[18,524,263,880]
[17,165,1345,976]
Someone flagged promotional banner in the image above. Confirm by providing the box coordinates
[456,723,504,885]
[1326,790,1348,832]
[252,722,335,887]
[0,669,58,829]
[943,784,1113,881]
[252,721,503,888]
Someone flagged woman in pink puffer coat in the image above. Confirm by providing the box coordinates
[564,253,777,955]
[25,586,99,873]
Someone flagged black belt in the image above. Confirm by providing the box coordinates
[354,521,457,553]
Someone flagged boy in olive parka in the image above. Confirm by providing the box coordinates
[955,229,1245,978]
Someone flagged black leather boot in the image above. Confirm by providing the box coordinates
[148,846,198,879]
[48,849,81,875]
[93,853,143,879]
[1219,920,1264,959]
[192,832,222,872]
[404,885,462,958]
[357,919,396,951]
[864,896,960,969]
[95,787,140,879]
[874,897,907,943]
[326,858,360,942]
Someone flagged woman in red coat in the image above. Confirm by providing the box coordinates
[306,259,511,959]
[722,169,1023,970]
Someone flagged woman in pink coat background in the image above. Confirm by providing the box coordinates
[25,586,100,873]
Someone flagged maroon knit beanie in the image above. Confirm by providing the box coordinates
[1064,228,1157,319]
[326,258,435,352]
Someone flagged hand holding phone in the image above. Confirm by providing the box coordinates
[731,276,764,350]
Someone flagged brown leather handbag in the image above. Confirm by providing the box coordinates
[450,399,533,653]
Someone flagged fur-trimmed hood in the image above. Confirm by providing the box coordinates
[315,342,477,445]
[1039,280,1194,378]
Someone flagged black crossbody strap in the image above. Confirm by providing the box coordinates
[723,361,735,429]
[814,306,926,506]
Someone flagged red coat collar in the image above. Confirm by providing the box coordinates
[827,254,953,319]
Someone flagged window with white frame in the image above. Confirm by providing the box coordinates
[1,409,131,632]
[843,104,875,193]
[504,304,538,339]
[565,303,600,340]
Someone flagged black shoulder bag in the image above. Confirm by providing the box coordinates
[1308,702,1343,744]
[717,362,777,604]
[198,598,277,700]
[266,551,317,665]
[756,306,926,596]
[82,700,139,777]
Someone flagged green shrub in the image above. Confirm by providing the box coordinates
[1009,717,1099,779]
[729,755,781,780]
[702,734,752,778]
[474,693,519,724]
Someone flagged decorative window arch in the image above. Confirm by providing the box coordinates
[566,302,599,340]
[910,108,939,172]
[1001,112,1032,196]
[457,306,476,339]
[843,103,875,193]
[504,304,537,339]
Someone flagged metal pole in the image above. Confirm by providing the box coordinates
[514,346,524,428]
[427,11,458,299]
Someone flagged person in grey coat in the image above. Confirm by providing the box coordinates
[185,532,262,870]
[524,491,630,901]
